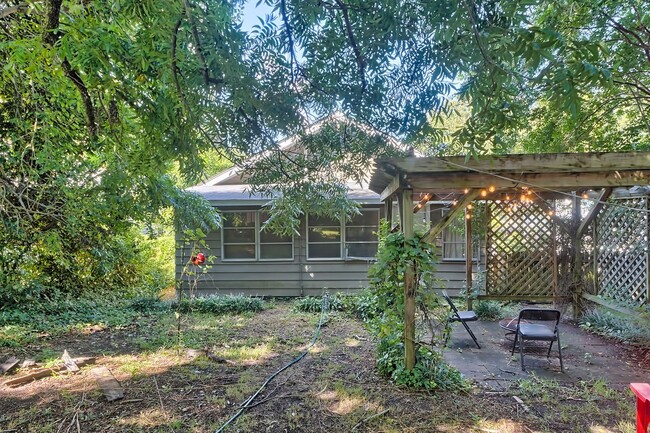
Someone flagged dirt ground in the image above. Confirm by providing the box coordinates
[0,302,643,433]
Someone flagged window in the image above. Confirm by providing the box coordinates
[222,211,256,260]
[222,211,293,261]
[259,212,293,260]
[345,210,380,258]
[307,209,379,260]
[307,214,342,259]
[429,204,466,260]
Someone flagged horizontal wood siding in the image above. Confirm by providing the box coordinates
[175,205,473,297]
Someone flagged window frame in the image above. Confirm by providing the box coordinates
[427,202,467,262]
[306,208,380,261]
[344,208,380,260]
[221,210,294,262]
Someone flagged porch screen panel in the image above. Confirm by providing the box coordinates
[308,215,341,259]
[223,211,256,259]
[485,201,555,298]
[259,212,293,260]
[345,209,379,258]
[596,197,648,306]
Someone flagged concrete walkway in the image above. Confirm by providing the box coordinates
[443,319,649,391]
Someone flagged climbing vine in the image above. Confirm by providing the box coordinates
[367,222,467,390]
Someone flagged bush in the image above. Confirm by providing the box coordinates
[474,300,503,320]
[174,294,264,315]
[130,296,170,313]
[377,334,467,391]
[580,309,650,345]
[292,294,350,313]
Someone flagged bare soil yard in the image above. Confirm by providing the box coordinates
[0,302,640,432]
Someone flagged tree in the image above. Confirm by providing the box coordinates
[2,0,649,301]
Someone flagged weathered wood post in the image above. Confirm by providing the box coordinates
[400,188,416,371]
[465,206,473,310]
[571,194,582,319]
[384,196,393,227]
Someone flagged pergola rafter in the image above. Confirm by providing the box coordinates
[370,151,650,370]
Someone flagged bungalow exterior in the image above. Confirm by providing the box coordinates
[176,153,476,297]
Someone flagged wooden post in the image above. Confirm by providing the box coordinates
[646,196,650,305]
[384,197,393,226]
[572,194,582,318]
[552,205,558,309]
[592,222,599,297]
[465,206,473,310]
[400,188,416,371]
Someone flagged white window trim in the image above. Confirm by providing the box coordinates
[221,211,294,262]
[306,209,380,261]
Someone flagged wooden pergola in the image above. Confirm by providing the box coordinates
[369,151,650,370]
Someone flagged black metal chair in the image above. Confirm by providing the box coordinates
[511,308,564,372]
[441,290,480,349]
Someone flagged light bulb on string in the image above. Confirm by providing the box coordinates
[488,185,496,193]
[465,213,471,220]
[582,192,589,199]
[464,188,469,194]
[467,204,473,210]
[480,189,487,197]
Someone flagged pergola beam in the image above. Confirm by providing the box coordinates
[381,152,650,175]
[380,174,405,201]
[407,170,650,191]
[577,188,613,238]
[421,189,480,244]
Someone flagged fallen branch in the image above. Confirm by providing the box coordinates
[153,375,165,411]
[4,357,94,387]
[352,409,389,430]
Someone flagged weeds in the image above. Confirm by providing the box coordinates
[580,308,650,345]
[473,300,503,320]
[173,294,265,315]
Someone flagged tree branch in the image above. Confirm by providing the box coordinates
[333,0,366,93]
[279,0,296,82]
[0,2,31,19]
[42,0,97,138]
[182,0,223,87]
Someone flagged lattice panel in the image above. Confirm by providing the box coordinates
[596,197,648,306]
[486,201,556,298]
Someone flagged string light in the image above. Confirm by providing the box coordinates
[480,189,487,197]
[488,185,496,193]
[465,213,471,220]
[467,204,473,210]
[548,210,554,216]
[464,188,469,194]
[582,192,589,199]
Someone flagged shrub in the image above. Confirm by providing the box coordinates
[292,294,350,313]
[130,296,170,313]
[474,300,503,320]
[580,308,650,345]
[174,294,264,315]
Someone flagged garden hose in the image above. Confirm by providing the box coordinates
[214,294,330,433]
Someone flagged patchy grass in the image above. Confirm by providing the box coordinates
[0,300,640,433]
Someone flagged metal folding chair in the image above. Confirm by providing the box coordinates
[511,308,564,372]
[441,290,480,349]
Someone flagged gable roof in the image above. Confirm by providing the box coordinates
[200,112,405,187]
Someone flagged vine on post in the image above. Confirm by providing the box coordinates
[367,221,467,390]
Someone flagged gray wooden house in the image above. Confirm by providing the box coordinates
[175,138,472,297]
